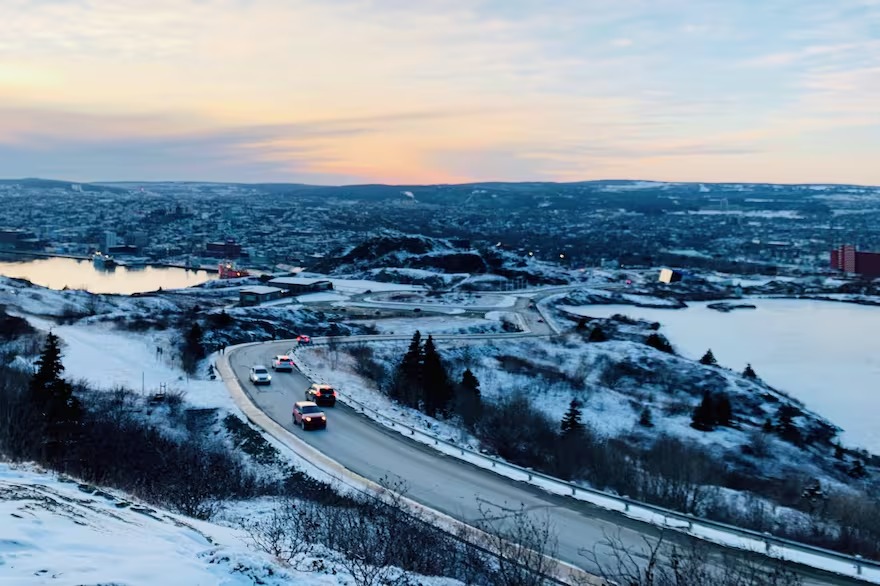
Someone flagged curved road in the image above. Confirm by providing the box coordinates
[228,340,859,585]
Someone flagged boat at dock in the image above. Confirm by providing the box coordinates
[218,261,249,279]
[92,252,117,269]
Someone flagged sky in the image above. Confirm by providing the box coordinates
[1,0,878,185]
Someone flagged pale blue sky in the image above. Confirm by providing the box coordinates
[0,0,877,184]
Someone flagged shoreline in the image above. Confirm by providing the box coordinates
[0,249,218,273]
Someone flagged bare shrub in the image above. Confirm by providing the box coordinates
[474,501,559,586]
[581,530,803,586]
[244,498,318,565]
[744,429,773,459]
[347,344,389,388]
[475,393,559,469]
[637,436,721,514]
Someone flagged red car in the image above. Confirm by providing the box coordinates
[296,334,311,345]
[292,401,327,430]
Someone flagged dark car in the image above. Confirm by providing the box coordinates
[292,401,327,430]
[305,383,337,407]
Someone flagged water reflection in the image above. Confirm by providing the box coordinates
[0,256,217,295]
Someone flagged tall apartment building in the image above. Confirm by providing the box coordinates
[830,245,880,279]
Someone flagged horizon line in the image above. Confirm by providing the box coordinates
[3,177,879,190]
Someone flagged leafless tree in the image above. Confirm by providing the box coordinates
[580,530,802,586]
[327,334,341,369]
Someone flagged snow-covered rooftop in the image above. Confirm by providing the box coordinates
[241,285,284,295]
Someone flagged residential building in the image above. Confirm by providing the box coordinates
[830,245,880,279]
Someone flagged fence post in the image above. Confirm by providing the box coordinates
[763,532,772,554]
[855,555,863,575]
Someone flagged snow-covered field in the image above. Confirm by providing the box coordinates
[363,291,517,308]
[22,316,234,411]
[296,292,349,303]
[0,463,457,586]
[0,464,305,586]
[567,298,880,453]
[348,314,513,336]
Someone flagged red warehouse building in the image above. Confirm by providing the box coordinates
[830,245,880,278]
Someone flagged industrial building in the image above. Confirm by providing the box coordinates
[0,229,42,250]
[239,286,284,306]
[268,276,334,293]
[205,238,248,259]
[830,245,880,279]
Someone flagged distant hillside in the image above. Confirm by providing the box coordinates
[309,234,487,274]
[8,177,879,213]
[0,178,128,194]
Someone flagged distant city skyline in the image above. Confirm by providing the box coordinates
[1,0,878,185]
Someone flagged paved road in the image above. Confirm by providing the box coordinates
[230,342,648,570]
[228,341,860,585]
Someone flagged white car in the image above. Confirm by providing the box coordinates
[272,355,295,371]
[249,365,272,385]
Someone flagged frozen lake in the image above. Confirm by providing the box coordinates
[565,299,880,454]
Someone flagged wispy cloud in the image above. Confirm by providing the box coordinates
[0,0,878,184]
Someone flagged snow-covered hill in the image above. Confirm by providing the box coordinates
[0,464,324,586]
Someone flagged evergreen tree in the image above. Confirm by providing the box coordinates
[645,333,673,354]
[576,317,589,331]
[743,363,758,379]
[181,322,206,373]
[849,459,867,479]
[588,325,608,342]
[691,391,715,431]
[638,406,654,428]
[715,393,733,427]
[699,349,718,366]
[421,335,453,417]
[29,332,81,461]
[834,442,845,460]
[774,405,802,446]
[389,331,423,408]
[560,399,585,438]
[454,368,482,429]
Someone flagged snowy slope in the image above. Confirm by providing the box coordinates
[0,464,337,586]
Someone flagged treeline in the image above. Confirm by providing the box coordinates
[386,331,482,426]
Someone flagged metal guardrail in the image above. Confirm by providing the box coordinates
[290,336,880,584]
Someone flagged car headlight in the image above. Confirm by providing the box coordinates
[305,417,312,422]
[321,416,326,420]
